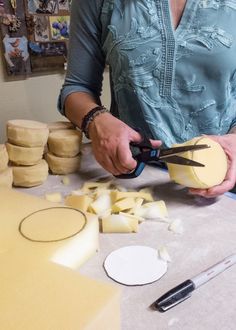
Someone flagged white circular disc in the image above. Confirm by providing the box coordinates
[104,245,167,286]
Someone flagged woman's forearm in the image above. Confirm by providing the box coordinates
[64,92,100,129]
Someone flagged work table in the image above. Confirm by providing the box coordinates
[17,144,236,330]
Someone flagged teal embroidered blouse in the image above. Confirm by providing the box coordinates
[58,0,236,147]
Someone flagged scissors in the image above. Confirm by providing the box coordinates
[115,132,210,179]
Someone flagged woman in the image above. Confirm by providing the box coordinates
[58,0,236,197]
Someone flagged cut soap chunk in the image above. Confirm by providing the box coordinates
[65,194,93,212]
[167,137,228,188]
[101,213,139,233]
[7,119,49,147]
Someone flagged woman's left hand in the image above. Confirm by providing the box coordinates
[189,134,236,198]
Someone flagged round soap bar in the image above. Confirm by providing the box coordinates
[6,142,44,166]
[0,144,9,172]
[0,167,13,188]
[167,137,228,189]
[12,159,48,187]
[47,121,75,132]
[45,152,81,174]
[47,129,82,157]
[19,207,86,242]
[7,119,49,147]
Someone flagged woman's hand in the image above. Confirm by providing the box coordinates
[189,134,236,198]
[88,112,162,176]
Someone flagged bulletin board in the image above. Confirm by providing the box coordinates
[0,0,70,76]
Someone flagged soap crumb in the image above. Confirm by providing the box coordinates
[168,218,184,234]
[61,176,70,185]
[158,246,172,263]
[45,192,62,203]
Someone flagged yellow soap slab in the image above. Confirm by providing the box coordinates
[0,188,99,269]
[167,137,228,189]
[0,253,120,330]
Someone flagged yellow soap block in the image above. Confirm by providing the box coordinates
[65,194,93,212]
[81,181,112,193]
[112,197,136,213]
[111,190,153,203]
[101,213,139,233]
[132,200,168,220]
[167,137,228,189]
[0,188,99,269]
[0,253,120,330]
[90,193,112,215]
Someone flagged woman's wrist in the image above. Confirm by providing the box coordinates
[81,106,109,139]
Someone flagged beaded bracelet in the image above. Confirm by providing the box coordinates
[81,105,109,139]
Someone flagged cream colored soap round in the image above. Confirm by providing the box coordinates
[12,159,48,187]
[0,144,9,172]
[7,119,49,147]
[6,143,44,166]
[47,129,82,157]
[47,121,75,132]
[45,152,81,175]
[167,137,228,189]
[0,167,13,188]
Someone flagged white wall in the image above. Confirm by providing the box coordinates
[0,55,110,143]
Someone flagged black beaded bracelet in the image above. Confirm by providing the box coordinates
[81,105,109,139]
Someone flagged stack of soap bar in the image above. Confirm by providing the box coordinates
[45,129,82,174]
[6,120,49,187]
[0,144,13,188]
[167,136,228,188]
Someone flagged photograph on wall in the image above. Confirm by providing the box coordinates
[29,41,67,56]
[49,15,69,40]
[27,0,58,14]
[29,41,67,72]
[3,35,29,74]
[58,0,69,11]
[0,0,5,13]
[34,15,50,41]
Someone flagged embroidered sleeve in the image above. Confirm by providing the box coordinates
[58,0,105,115]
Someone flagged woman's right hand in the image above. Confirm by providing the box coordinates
[88,112,161,176]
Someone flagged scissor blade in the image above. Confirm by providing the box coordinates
[163,155,205,167]
[159,144,210,158]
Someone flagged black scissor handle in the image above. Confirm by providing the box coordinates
[115,149,160,179]
[114,128,155,179]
